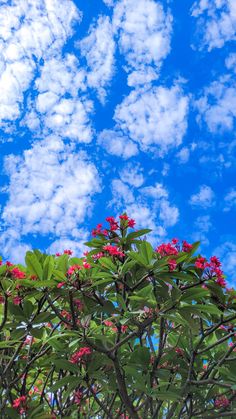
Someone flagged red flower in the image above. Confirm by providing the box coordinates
[74,389,83,405]
[55,252,61,257]
[171,238,179,244]
[11,267,26,279]
[210,256,221,267]
[168,259,177,271]
[6,261,13,267]
[70,347,92,364]
[119,214,129,220]
[64,249,73,255]
[103,245,125,257]
[128,218,136,228]
[214,395,230,408]
[13,296,22,305]
[0,296,4,304]
[182,241,193,253]
[57,282,66,288]
[83,260,91,269]
[195,257,206,269]
[67,265,81,276]
[156,243,178,257]
[13,395,27,410]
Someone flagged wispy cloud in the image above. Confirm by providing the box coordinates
[190,185,215,208]
[191,0,236,51]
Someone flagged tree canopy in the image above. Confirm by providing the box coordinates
[0,214,236,418]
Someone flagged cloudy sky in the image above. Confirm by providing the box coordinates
[0,0,235,283]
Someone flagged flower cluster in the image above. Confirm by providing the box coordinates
[195,255,226,287]
[67,264,81,276]
[13,396,27,414]
[156,239,193,257]
[70,347,92,364]
[10,267,26,279]
[103,245,125,257]
[74,389,83,405]
[214,395,230,408]
[64,249,73,255]
[92,223,108,237]
[92,214,136,238]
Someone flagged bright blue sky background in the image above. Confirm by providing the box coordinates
[0,0,235,284]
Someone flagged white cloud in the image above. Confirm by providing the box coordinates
[1,137,101,260]
[190,185,215,208]
[119,164,144,187]
[192,215,212,246]
[191,0,236,51]
[196,74,236,133]
[24,54,93,143]
[224,189,236,211]
[141,183,168,200]
[79,16,116,102]
[176,147,190,164]
[225,53,236,72]
[0,0,81,129]
[97,129,138,159]
[110,174,179,240]
[114,84,189,154]
[113,0,172,85]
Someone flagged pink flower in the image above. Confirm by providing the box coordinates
[195,257,207,269]
[70,347,92,364]
[6,261,13,267]
[0,296,5,304]
[121,325,128,333]
[55,252,61,257]
[210,256,221,267]
[168,259,177,271]
[64,249,73,255]
[13,396,27,410]
[103,245,125,257]
[128,218,136,228]
[0,260,2,266]
[171,238,179,245]
[74,389,83,405]
[93,252,104,260]
[13,296,22,305]
[216,277,226,287]
[119,214,129,220]
[92,223,108,237]
[182,241,193,253]
[83,260,91,269]
[214,395,230,409]
[57,282,66,288]
[74,299,83,310]
[156,243,178,257]
[11,267,26,279]
[67,265,81,276]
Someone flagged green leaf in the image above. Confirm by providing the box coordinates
[25,251,43,280]
[130,347,150,366]
[0,340,21,348]
[50,375,79,392]
[52,269,67,281]
[116,294,127,311]
[56,254,68,274]
[98,257,117,271]
[43,256,54,281]
[126,229,152,241]
[54,359,79,373]
[139,241,154,264]
[23,300,34,318]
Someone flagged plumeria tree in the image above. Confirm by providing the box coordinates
[0,214,236,418]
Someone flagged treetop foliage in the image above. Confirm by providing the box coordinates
[0,214,236,418]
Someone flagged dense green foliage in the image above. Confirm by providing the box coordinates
[0,215,236,418]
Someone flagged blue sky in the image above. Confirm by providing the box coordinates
[0,0,235,283]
